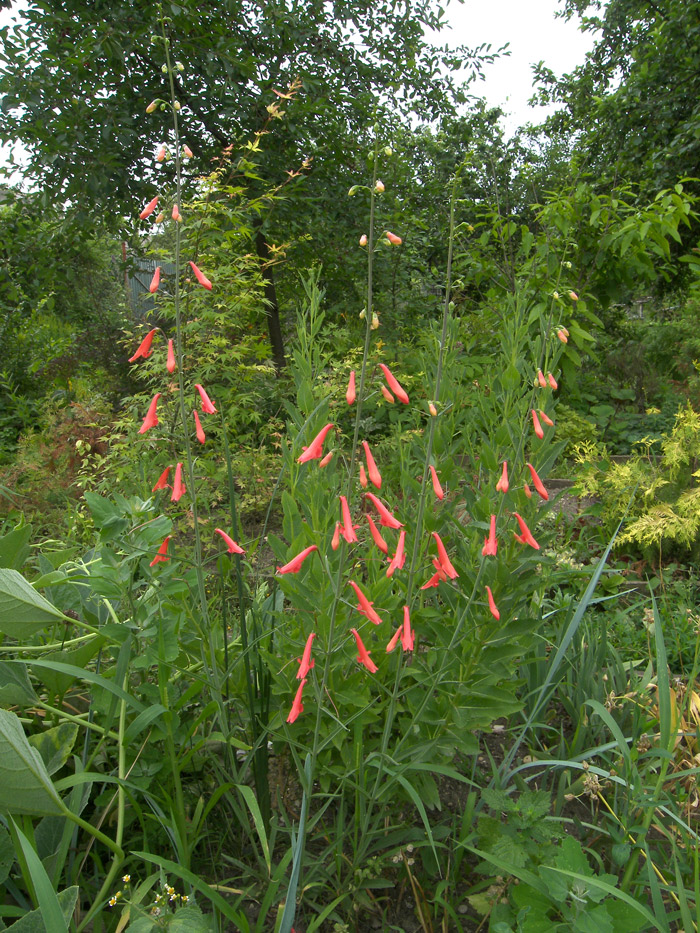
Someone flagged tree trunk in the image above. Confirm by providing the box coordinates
[255,228,286,373]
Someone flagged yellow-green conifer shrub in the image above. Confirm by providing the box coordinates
[573,404,700,559]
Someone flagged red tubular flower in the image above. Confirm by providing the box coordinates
[496,461,509,494]
[149,266,161,294]
[183,144,193,159]
[526,463,549,501]
[331,522,341,551]
[297,423,334,464]
[287,678,306,723]
[367,515,388,555]
[557,329,568,343]
[362,441,382,490]
[365,492,403,529]
[359,464,368,488]
[381,385,395,404]
[421,560,447,589]
[547,373,558,390]
[351,628,378,673]
[532,409,544,439]
[297,633,315,679]
[188,260,213,290]
[432,531,458,579]
[171,462,186,502]
[486,586,500,621]
[348,580,382,625]
[139,393,161,434]
[277,544,318,574]
[429,465,444,500]
[166,339,176,374]
[194,383,217,414]
[339,495,358,543]
[215,528,245,554]
[128,328,158,362]
[386,624,402,653]
[149,535,171,566]
[537,369,547,388]
[156,145,166,162]
[385,231,402,245]
[386,529,406,578]
[538,409,554,427]
[401,606,414,651]
[482,514,498,557]
[346,370,356,405]
[152,466,171,491]
[194,410,206,444]
[378,363,409,404]
[172,203,182,221]
[319,450,334,468]
[513,512,540,550]
[139,195,159,219]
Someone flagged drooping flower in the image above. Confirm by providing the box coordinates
[155,212,165,223]
[297,423,334,463]
[386,529,406,578]
[183,144,194,159]
[149,266,161,294]
[386,624,402,653]
[359,464,368,488]
[319,450,334,468]
[139,195,159,219]
[486,586,500,621]
[194,410,206,444]
[538,409,554,427]
[557,329,568,343]
[523,482,532,499]
[362,441,382,490]
[381,385,395,404]
[215,528,245,554]
[194,383,217,414]
[531,409,544,440]
[128,328,158,362]
[297,633,315,679]
[432,531,458,579]
[188,260,213,290]
[365,492,403,529]
[277,544,318,574]
[537,369,547,388]
[339,495,358,543]
[385,231,402,245]
[171,462,186,502]
[421,561,447,589]
[496,461,509,494]
[429,465,444,500]
[367,515,388,555]
[150,535,171,566]
[166,339,177,374]
[378,363,409,404]
[348,580,382,625]
[346,370,356,405]
[172,203,182,222]
[152,466,171,491]
[547,373,558,390]
[351,628,378,673]
[482,514,498,557]
[513,512,540,549]
[401,606,414,651]
[287,678,306,723]
[156,145,166,162]
[526,463,549,501]
[145,99,159,114]
[359,234,368,247]
[139,393,161,434]
[331,522,341,551]
[568,290,579,301]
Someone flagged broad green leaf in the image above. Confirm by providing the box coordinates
[0,709,63,816]
[30,635,105,697]
[0,661,37,708]
[0,569,65,639]
[169,905,215,932]
[0,523,32,570]
[0,822,13,886]
[3,885,78,932]
[28,723,78,776]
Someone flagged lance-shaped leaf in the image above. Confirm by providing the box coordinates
[0,569,65,639]
[0,709,63,816]
[0,661,37,708]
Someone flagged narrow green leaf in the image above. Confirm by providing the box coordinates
[8,818,68,933]
[237,784,271,875]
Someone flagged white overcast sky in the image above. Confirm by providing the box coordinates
[0,0,597,178]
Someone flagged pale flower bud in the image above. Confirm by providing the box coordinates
[173,101,181,111]
[552,290,560,300]
[176,61,184,71]
[371,312,379,330]
[348,186,358,196]
[385,231,402,246]
[569,290,579,301]
[155,212,164,223]
[359,234,368,247]
[429,402,438,417]
[375,179,385,193]
[161,63,168,73]
[384,146,393,156]
[359,308,366,320]
[183,145,193,159]
[156,145,166,162]
[146,100,158,113]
